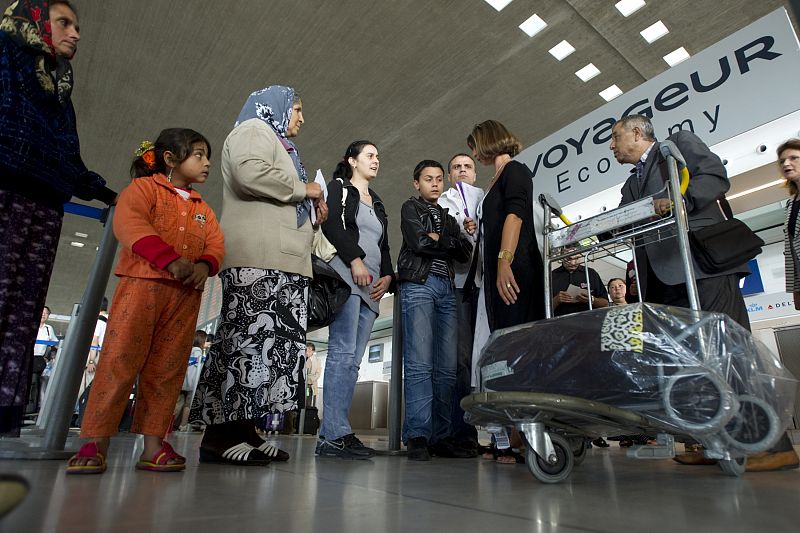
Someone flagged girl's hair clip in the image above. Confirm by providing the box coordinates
[135,140,156,169]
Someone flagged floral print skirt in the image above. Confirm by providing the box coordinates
[190,267,309,425]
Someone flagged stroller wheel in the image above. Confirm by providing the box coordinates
[526,433,574,484]
[718,456,747,477]
[719,395,781,455]
[663,368,733,434]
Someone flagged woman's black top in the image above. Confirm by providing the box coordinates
[480,160,545,330]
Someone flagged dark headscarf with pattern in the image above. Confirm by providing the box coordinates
[235,85,311,228]
[0,0,73,106]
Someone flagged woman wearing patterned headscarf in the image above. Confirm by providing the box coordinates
[189,85,328,465]
[0,0,117,436]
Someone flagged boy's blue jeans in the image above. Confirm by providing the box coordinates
[400,275,457,444]
[320,294,378,442]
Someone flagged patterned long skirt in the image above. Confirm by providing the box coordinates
[0,190,63,436]
[190,267,309,425]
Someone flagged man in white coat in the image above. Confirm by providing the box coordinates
[436,153,483,453]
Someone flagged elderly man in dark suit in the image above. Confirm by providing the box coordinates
[611,115,749,328]
[610,114,798,472]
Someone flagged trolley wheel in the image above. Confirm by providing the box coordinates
[718,456,747,477]
[526,433,574,484]
[663,368,732,433]
[719,395,781,455]
[569,437,587,466]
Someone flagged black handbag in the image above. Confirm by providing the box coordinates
[689,198,764,273]
[307,254,350,330]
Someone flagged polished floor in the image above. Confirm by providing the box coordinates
[1,433,799,533]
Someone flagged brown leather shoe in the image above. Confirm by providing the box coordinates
[672,450,718,466]
[745,449,800,472]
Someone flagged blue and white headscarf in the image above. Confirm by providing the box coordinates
[235,85,311,227]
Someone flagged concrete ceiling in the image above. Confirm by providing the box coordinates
[46,0,793,317]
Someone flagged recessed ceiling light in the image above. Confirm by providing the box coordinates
[615,0,646,17]
[484,0,513,11]
[663,46,690,66]
[74,232,88,238]
[549,40,575,61]
[69,241,86,248]
[640,20,668,43]
[575,63,600,82]
[599,84,623,101]
[519,14,547,37]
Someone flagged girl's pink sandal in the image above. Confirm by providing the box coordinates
[135,441,186,472]
[66,442,107,475]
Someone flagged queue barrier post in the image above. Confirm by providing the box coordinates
[386,292,404,453]
[42,206,118,452]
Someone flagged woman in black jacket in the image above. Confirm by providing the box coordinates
[317,140,393,459]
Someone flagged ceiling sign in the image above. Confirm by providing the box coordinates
[517,8,800,206]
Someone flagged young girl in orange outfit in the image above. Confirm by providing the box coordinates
[66,128,225,474]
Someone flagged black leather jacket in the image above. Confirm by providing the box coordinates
[321,177,394,284]
[397,196,472,285]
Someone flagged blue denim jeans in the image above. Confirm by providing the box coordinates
[401,275,457,444]
[320,294,378,442]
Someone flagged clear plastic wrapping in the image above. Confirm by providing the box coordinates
[477,303,797,457]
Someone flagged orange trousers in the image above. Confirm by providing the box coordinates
[80,277,202,438]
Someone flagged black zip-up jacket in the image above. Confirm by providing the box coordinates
[321,177,394,287]
[397,196,472,285]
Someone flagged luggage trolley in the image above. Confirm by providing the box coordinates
[461,142,792,483]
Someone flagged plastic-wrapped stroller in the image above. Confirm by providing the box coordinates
[461,141,797,483]
[465,303,796,482]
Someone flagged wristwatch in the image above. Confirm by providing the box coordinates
[498,249,514,264]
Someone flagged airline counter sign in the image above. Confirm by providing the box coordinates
[745,292,799,321]
[518,8,800,206]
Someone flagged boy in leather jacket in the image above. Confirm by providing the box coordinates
[397,160,472,461]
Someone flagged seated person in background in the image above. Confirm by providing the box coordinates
[607,278,628,306]
[551,249,609,316]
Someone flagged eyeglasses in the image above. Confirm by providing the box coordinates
[779,155,800,165]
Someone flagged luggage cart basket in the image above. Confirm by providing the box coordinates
[540,140,698,319]
[461,143,792,483]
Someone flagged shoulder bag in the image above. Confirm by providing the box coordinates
[688,197,764,273]
[307,254,350,331]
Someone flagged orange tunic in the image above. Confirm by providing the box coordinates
[80,174,225,439]
[113,174,224,278]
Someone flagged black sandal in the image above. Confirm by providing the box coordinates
[199,419,289,466]
[256,442,290,461]
[199,443,274,466]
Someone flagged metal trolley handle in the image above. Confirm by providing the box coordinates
[659,140,700,312]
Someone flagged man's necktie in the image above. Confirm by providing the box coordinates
[635,160,645,181]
